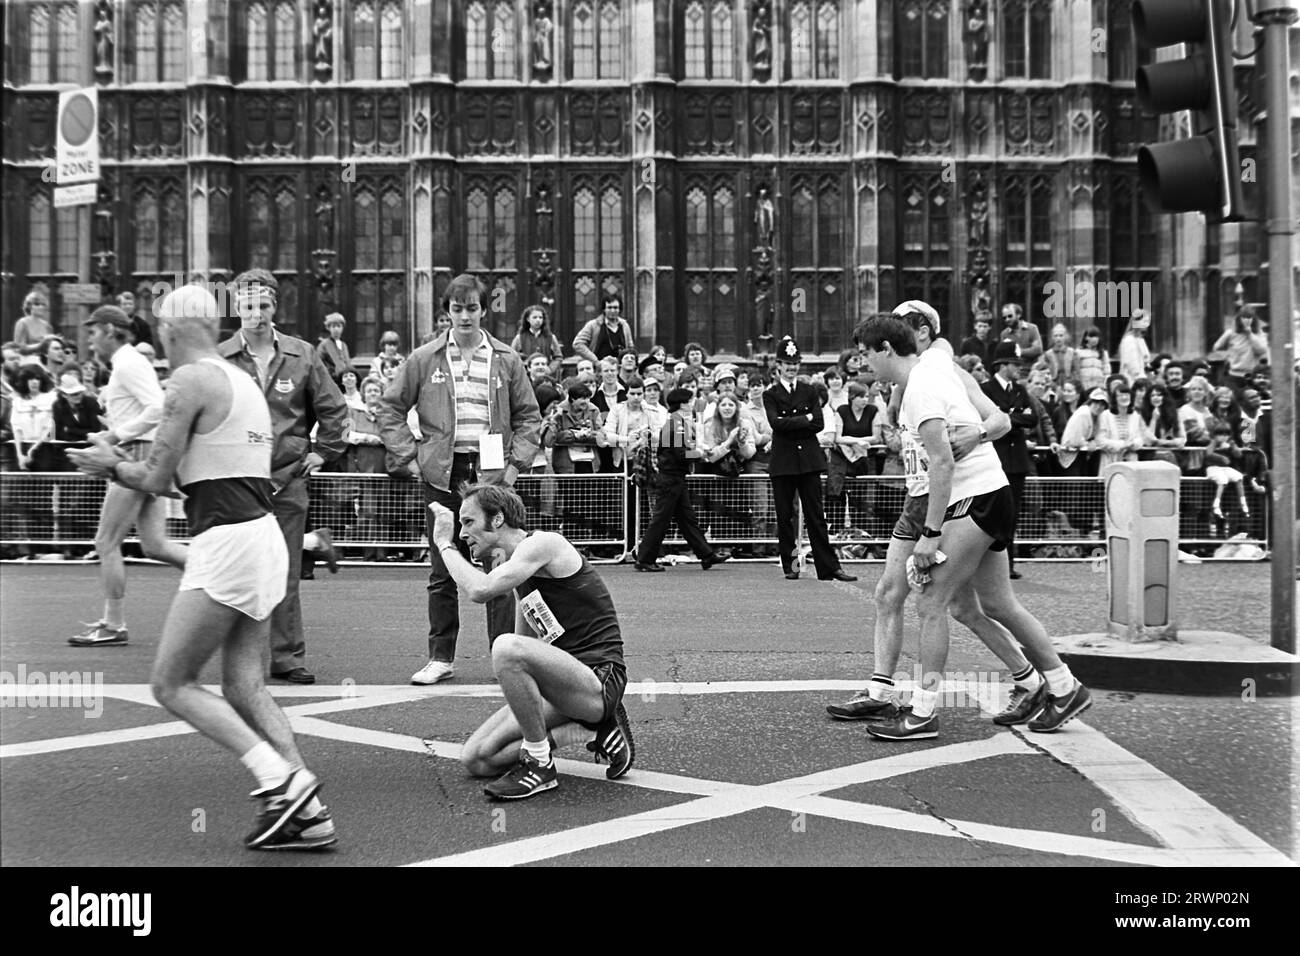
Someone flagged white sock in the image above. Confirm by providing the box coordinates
[240,741,292,790]
[1042,664,1077,697]
[521,738,551,765]
[1011,665,1043,692]
[867,675,895,701]
[910,688,939,718]
[303,532,321,551]
[550,722,593,750]
[103,599,125,629]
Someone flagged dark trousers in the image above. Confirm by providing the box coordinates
[636,471,713,563]
[771,472,839,577]
[420,454,515,662]
[269,476,309,672]
[1006,471,1027,570]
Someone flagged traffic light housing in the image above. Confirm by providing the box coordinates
[1132,0,1244,222]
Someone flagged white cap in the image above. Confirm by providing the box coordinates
[893,299,941,335]
[157,284,219,321]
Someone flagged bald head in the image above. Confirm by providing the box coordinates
[157,285,221,355]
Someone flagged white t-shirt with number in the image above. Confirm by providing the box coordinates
[899,357,1007,506]
[897,348,962,497]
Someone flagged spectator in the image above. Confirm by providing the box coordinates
[839,347,865,383]
[682,342,709,370]
[547,382,602,475]
[1248,367,1270,402]
[1237,388,1267,493]
[14,288,53,347]
[511,304,564,379]
[52,367,99,446]
[603,375,665,469]
[823,366,848,413]
[696,392,757,540]
[316,312,352,382]
[1052,380,1083,439]
[982,341,1037,578]
[0,355,17,557]
[1096,380,1151,467]
[575,357,595,380]
[633,387,730,572]
[526,351,556,390]
[617,347,639,385]
[433,309,453,337]
[957,353,988,383]
[1131,378,1153,428]
[637,352,665,380]
[591,355,627,417]
[220,268,349,685]
[339,368,365,412]
[116,291,155,351]
[1212,307,1269,392]
[960,311,997,368]
[37,335,71,380]
[1163,361,1187,405]
[377,273,541,687]
[646,344,669,369]
[826,381,878,533]
[1205,421,1249,528]
[1189,359,1212,382]
[1056,387,1108,474]
[369,330,404,379]
[1044,323,1078,390]
[1208,386,1243,443]
[81,358,105,394]
[10,364,56,471]
[1023,367,1058,450]
[376,354,402,388]
[1076,325,1110,392]
[1117,309,1152,384]
[1142,381,1186,460]
[572,293,633,364]
[2,341,21,392]
[1178,374,1214,472]
[998,303,1044,365]
[643,376,664,412]
[344,376,390,561]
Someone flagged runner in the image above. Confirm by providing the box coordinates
[69,305,188,647]
[829,302,1049,726]
[68,284,338,850]
[853,311,1092,739]
[432,483,633,799]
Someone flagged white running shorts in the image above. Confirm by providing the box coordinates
[179,513,287,620]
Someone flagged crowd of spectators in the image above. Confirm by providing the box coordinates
[1,283,1286,563]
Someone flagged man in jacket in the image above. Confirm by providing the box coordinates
[219,269,349,684]
[377,273,542,686]
[316,312,352,383]
[981,341,1037,578]
[572,293,634,364]
[762,336,856,582]
[998,303,1043,366]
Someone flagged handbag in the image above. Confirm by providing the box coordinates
[630,440,657,488]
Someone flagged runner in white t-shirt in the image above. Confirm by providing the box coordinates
[855,312,1093,740]
[829,303,1051,727]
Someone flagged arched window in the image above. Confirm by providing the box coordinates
[161,2,185,80]
[134,182,160,271]
[683,177,740,351]
[354,183,378,270]
[464,0,515,79]
[246,182,272,263]
[161,180,185,272]
[133,1,186,83]
[684,2,706,78]
[135,3,159,81]
[465,1,488,78]
[379,0,403,78]
[29,193,53,274]
[492,0,516,79]
[573,185,596,270]
[26,1,81,84]
[29,5,52,84]
[246,2,269,80]
[351,175,407,350]
[466,186,490,269]
[600,184,623,269]
[897,172,949,339]
[570,176,624,334]
[275,182,297,271]
[55,2,79,82]
[684,0,735,79]
[1004,0,1051,80]
[897,0,947,79]
[272,0,297,80]
[354,0,377,79]
[790,0,839,80]
[572,0,623,80]
[494,185,517,266]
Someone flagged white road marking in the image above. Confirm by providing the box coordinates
[1,680,1291,866]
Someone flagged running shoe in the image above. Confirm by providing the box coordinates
[244,769,321,848]
[1027,682,1093,733]
[826,691,900,722]
[253,805,338,851]
[411,660,455,685]
[483,751,558,800]
[588,702,635,779]
[864,705,939,741]
[992,681,1048,726]
[68,622,129,647]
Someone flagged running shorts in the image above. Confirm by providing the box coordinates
[576,661,628,731]
[945,486,1017,552]
[891,494,929,542]
[178,512,287,620]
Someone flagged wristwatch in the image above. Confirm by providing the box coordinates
[978,425,988,441]
[921,526,943,539]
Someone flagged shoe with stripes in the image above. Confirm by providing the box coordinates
[253,805,338,851]
[992,681,1048,726]
[588,702,635,780]
[1027,682,1093,733]
[864,705,939,741]
[826,691,900,722]
[484,751,558,800]
[244,769,321,848]
[68,622,129,647]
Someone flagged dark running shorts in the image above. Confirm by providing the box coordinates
[891,494,929,542]
[945,486,1016,552]
[576,660,628,731]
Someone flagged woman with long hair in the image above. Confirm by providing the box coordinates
[510,304,564,378]
[1076,326,1110,392]
[1142,381,1186,461]
[1096,380,1151,468]
[696,392,756,540]
[826,382,877,533]
[1052,380,1083,439]
[1212,307,1268,392]
[338,368,365,412]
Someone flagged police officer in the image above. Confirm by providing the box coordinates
[762,336,856,582]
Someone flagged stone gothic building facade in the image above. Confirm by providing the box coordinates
[3,0,1296,361]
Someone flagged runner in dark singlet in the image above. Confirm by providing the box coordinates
[432,483,634,800]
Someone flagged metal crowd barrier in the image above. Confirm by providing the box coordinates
[0,470,1270,561]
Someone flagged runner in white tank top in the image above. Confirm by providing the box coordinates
[68,285,338,851]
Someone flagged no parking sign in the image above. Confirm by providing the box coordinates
[55,87,99,187]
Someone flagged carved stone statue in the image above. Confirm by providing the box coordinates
[754,185,775,249]
[315,185,335,249]
[534,183,553,240]
[751,1,772,80]
[967,171,989,247]
[94,0,114,77]
[313,0,333,76]
[532,1,554,73]
[964,0,990,82]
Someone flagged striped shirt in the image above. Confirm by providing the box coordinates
[447,331,492,453]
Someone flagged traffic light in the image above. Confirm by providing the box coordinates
[1132,0,1244,221]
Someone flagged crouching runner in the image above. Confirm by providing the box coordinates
[430,484,634,799]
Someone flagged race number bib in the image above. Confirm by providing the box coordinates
[519,590,565,644]
[900,430,930,497]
